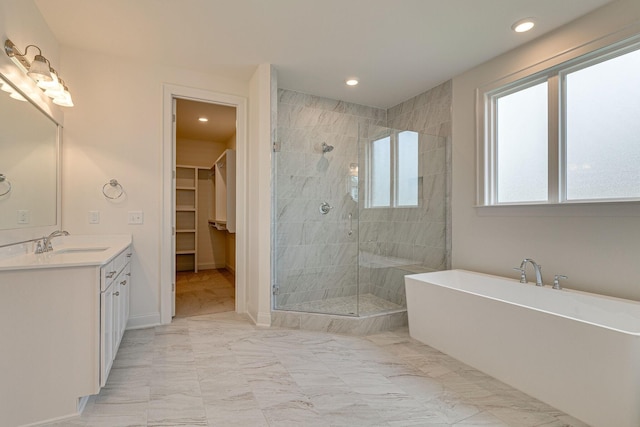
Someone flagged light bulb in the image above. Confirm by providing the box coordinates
[512,18,535,33]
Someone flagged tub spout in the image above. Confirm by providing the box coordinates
[519,258,543,286]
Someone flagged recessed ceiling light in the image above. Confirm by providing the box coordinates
[346,78,359,86]
[512,18,535,33]
[198,117,208,122]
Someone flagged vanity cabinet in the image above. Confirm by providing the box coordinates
[100,246,132,387]
[0,234,133,427]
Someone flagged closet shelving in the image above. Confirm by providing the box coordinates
[210,149,236,233]
[175,165,198,272]
[176,150,235,272]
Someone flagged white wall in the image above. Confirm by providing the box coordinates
[0,1,59,71]
[59,46,250,327]
[0,0,63,246]
[177,138,226,167]
[246,63,273,326]
[452,0,640,300]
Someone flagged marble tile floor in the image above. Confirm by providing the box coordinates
[47,312,589,427]
[175,269,235,318]
[279,293,403,316]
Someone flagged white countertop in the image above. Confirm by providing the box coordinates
[0,234,132,271]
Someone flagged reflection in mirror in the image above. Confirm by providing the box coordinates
[0,74,58,230]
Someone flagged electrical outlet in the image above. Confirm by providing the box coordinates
[89,211,100,224]
[17,210,29,224]
[128,211,144,224]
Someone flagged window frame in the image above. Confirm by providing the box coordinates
[477,33,640,206]
[365,130,420,209]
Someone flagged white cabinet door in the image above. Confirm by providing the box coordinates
[115,262,130,352]
[121,262,130,338]
[112,270,121,360]
[99,246,132,388]
[100,282,114,387]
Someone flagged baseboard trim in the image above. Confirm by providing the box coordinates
[198,262,225,270]
[20,410,80,427]
[126,312,161,330]
[256,311,272,327]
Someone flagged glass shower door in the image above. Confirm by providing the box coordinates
[272,124,360,316]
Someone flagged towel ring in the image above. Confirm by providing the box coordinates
[0,174,11,197]
[102,179,124,200]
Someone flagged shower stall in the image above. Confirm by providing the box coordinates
[273,91,448,321]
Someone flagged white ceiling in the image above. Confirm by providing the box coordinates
[35,0,614,109]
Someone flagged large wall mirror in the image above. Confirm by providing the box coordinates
[0,73,59,231]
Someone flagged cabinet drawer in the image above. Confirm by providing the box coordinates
[100,246,132,291]
[101,260,117,291]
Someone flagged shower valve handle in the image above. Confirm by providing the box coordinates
[319,202,332,215]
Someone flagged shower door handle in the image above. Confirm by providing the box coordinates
[348,213,353,236]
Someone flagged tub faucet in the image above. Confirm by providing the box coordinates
[517,258,544,286]
[42,230,70,252]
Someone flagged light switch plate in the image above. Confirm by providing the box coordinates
[17,210,29,224]
[128,211,144,224]
[89,210,100,224]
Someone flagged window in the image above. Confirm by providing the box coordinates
[496,81,548,203]
[370,136,391,207]
[367,130,419,208]
[480,37,640,205]
[564,50,640,200]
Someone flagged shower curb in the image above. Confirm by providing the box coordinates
[270,309,407,336]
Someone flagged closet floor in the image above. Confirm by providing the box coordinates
[175,269,235,318]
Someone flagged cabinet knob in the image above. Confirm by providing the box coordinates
[126,272,131,277]
[114,291,120,296]
[126,253,132,258]
[105,271,116,278]
[120,280,127,286]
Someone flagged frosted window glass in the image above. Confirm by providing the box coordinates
[397,131,419,206]
[496,82,548,203]
[371,136,390,207]
[565,49,640,200]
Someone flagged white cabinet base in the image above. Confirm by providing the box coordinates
[0,267,99,427]
[0,241,131,427]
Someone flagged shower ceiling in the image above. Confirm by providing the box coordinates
[35,0,615,109]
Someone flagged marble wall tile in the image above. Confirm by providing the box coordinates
[387,81,452,273]
[305,93,346,113]
[276,89,387,310]
[278,88,309,106]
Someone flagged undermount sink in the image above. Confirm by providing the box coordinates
[53,247,109,254]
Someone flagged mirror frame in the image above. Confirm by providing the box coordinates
[0,50,63,247]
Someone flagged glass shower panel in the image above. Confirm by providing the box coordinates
[358,125,447,315]
[273,123,360,316]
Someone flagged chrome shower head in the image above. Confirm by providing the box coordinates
[321,142,334,153]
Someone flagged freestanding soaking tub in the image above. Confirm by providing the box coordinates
[405,269,640,427]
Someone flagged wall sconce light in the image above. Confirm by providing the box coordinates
[4,39,73,107]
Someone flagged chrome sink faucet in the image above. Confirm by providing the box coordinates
[513,258,544,286]
[38,230,70,253]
